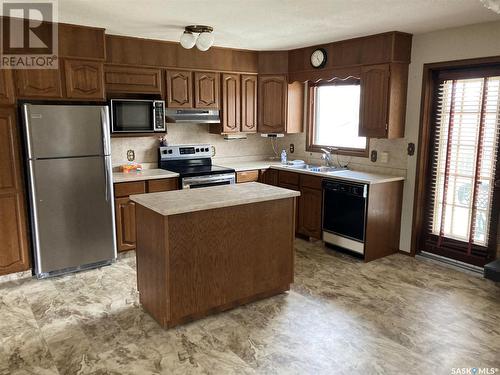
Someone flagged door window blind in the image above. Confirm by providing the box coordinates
[429,76,500,255]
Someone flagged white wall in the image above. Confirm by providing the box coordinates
[399,20,500,253]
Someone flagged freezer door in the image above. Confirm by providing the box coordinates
[23,104,111,159]
[29,156,116,275]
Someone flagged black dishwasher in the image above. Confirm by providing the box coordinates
[322,179,368,254]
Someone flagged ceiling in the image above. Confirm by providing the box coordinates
[57,0,500,50]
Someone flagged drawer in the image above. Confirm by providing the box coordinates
[300,174,322,190]
[114,181,146,197]
[236,170,259,183]
[147,178,178,193]
[278,170,299,187]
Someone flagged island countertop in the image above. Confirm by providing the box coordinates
[130,182,300,216]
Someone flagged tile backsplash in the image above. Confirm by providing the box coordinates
[110,123,275,168]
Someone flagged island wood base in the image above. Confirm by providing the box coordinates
[135,197,295,328]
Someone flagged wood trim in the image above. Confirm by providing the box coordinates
[411,55,500,257]
[305,81,369,158]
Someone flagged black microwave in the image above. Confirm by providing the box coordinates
[110,99,165,133]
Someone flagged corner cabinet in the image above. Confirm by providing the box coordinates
[0,108,30,276]
[64,59,105,100]
[258,75,303,134]
[359,63,408,139]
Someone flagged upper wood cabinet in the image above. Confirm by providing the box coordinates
[15,69,63,99]
[258,75,304,134]
[194,72,219,108]
[0,70,15,105]
[221,73,241,133]
[0,108,30,276]
[64,59,105,100]
[104,65,162,94]
[166,70,193,108]
[241,74,257,133]
[359,63,408,139]
[258,75,287,133]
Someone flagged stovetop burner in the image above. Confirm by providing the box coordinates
[158,144,235,178]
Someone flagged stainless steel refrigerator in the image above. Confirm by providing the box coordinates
[22,104,117,278]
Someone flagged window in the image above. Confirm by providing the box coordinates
[308,81,367,156]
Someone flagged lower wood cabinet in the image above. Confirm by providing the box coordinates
[277,170,323,240]
[114,178,178,252]
[236,170,259,183]
[297,186,322,239]
[0,108,30,276]
[259,168,278,186]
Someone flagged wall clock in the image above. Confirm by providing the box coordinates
[310,48,327,69]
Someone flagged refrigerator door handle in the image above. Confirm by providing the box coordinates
[101,106,111,156]
[104,157,112,202]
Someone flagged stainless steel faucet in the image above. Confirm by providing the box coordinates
[320,147,338,167]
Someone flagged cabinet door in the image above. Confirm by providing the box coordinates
[241,74,257,133]
[259,169,278,186]
[298,187,323,239]
[0,70,15,105]
[359,64,390,138]
[15,69,63,98]
[221,73,240,133]
[115,197,136,252]
[194,72,219,108]
[64,59,104,99]
[236,170,259,183]
[0,108,30,275]
[258,75,287,133]
[104,65,162,94]
[166,70,193,108]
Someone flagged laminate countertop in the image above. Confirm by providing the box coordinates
[270,165,405,185]
[217,160,283,172]
[113,169,179,183]
[130,182,300,216]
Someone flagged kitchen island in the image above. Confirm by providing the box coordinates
[130,182,300,328]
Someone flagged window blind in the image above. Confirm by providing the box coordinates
[427,75,500,260]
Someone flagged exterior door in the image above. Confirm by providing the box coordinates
[421,70,500,266]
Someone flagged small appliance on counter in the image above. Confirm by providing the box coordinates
[22,103,117,278]
[158,144,235,189]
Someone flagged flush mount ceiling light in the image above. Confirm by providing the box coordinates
[480,0,500,13]
[179,25,214,51]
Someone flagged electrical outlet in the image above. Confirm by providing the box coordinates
[370,150,378,162]
[289,143,295,153]
[127,149,135,162]
[380,151,389,163]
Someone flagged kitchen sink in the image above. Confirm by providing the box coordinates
[286,164,347,173]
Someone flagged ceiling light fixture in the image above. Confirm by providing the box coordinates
[179,25,214,51]
[480,0,500,13]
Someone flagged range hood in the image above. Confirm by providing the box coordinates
[165,108,220,124]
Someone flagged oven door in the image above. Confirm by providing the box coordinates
[182,173,236,189]
[110,100,154,133]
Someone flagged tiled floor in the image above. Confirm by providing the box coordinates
[1,239,499,375]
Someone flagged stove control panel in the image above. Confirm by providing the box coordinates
[160,144,212,160]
